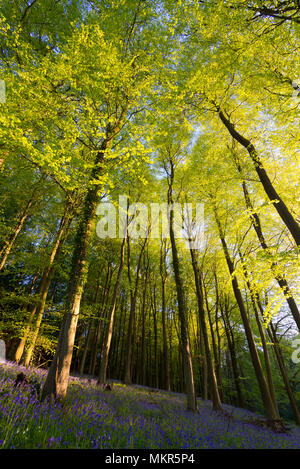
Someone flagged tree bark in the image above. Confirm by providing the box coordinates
[41,145,107,401]
[124,236,147,385]
[160,240,171,391]
[239,250,280,419]
[234,159,300,331]
[189,246,222,411]
[214,207,281,425]
[256,298,300,426]
[167,158,197,411]
[90,265,112,375]
[0,185,38,271]
[218,108,300,247]
[98,235,127,384]
[23,206,73,366]
[219,297,244,408]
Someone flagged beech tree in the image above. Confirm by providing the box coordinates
[0,0,299,426]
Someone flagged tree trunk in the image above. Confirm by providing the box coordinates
[151,284,159,389]
[98,235,127,384]
[167,159,197,411]
[15,203,72,364]
[189,246,222,411]
[90,265,112,375]
[124,237,147,385]
[79,266,103,375]
[218,109,300,247]
[23,206,73,366]
[214,207,281,425]
[239,250,280,419]
[234,157,300,331]
[203,279,224,402]
[0,185,38,271]
[199,327,208,400]
[256,298,300,426]
[219,298,244,408]
[41,147,106,401]
[160,240,171,391]
[140,262,149,386]
[79,320,93,375]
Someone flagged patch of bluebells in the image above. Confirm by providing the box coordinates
[0,361,300,449]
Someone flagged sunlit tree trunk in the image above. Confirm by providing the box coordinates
[160,240,171,391]
[124,237,147,385]
[41,147,106,401]
[15,202,72,364]
[189,246,222,411]
[233,156,300,331]
[23,206,73,366]
[239,250,280,419]
[79,320,93,375]
[139,259,149,386]
[0,186,38,271]
[167,159,197,411]
[98,235,127,384]
[219,297,244,408]
[218,109,300,247]
[214,207,281,426]
[203,279,224,402]
[256,298,300,426]
[90,265,112,375]
[79,267,102,375]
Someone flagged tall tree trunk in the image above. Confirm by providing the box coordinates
[214,207,281,426]
[218,108,300,246]
[203,279,224,402]
[219,297,244,408]
[189,246,222,411]
[98,235,127,384]
[15,202,73,364]
[256,298,300,426]
[234,156,300,331]
[140,262,149,386]
[213,275,224,401]
[124,237,147,385]
[41,106,128,401]
[79,320,93,375]
[199,326,208,400]
[239,250,280,419]
[23,206,73,366]
[0,185,38,271]
[41,147,106,401]
[167,159,197,411]
[151,284,159,389]
[160,240,171,391]
[90,265,112,375]
[79,266,103,375]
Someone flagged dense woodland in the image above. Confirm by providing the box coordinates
[0,0,299,430]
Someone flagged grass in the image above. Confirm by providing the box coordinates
[0,361,299,449]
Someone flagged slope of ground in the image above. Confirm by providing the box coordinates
[0,361,299,449]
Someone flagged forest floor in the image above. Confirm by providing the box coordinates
[0,360,299,449]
